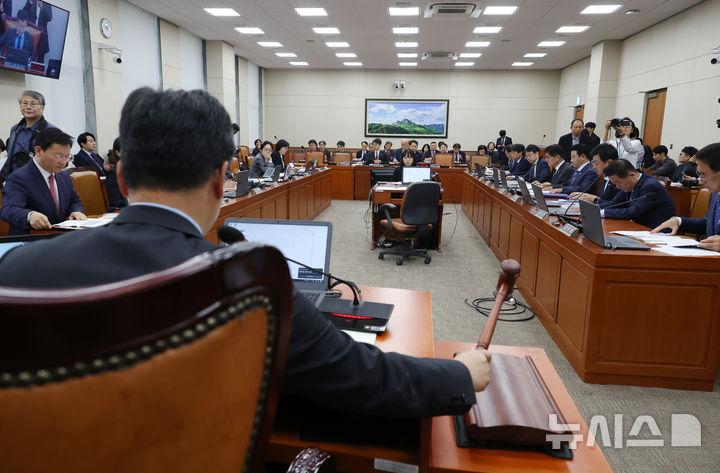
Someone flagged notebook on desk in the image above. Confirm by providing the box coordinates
[224,218,333,305]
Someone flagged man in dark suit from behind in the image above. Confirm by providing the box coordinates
[600,159,676,229]
[0,9,34,58]
[73,132,105,175]
[569,144,619,204]
[558,118,593,162]
[536,144,573,189]
[653,143,720,251]
[647,145,677,179]
[0,87,492,419]
[0,127,85,235]
[495,129,512,155]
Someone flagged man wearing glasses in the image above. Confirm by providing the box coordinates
[0,90,55,185]
[0,128,85,235]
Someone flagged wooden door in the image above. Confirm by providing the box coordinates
[643,89,666,149]
[574,105,584,121]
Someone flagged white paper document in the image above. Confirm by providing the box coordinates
[611,231,698,247]
[651,247,720,257]
[52,213,118,229]
[341,330,377,345]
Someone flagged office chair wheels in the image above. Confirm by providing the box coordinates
[396,258,404,266]
[424,256,431,264]
[378,253,384,260]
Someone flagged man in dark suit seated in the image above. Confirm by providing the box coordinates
[0,87,492,419]
[552,144,598,194]
[0,9,35,58]
[362,138,387,165]
[355,140,368,161]
[600,159,676,229]
[318,140,332,163]
[505,143,530,178]
[671,146,698,183]
[558,119,593,162]
[652,143,720,251]
[521,144,550,183]
[451,143,466,164]
[647,145,677,178]
[73,132,106,175]
[570,144,619,204]
[536,144,573,189]
[0,127,86,235]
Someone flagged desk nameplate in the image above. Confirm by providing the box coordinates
[531,208,549,219]
[560,223,579,237]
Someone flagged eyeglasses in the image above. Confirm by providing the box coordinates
[50,153,72,162]
[20,101,41,107]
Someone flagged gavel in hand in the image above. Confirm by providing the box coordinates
[476,259,521,350]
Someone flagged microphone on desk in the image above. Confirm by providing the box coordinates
[217,225,365,307]
[600,194,647,210]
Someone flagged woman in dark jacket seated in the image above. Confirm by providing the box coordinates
[105,137,128,209]
[392,149,417,181]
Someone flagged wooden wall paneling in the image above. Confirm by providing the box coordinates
[288,189,299,220]
[489,202,501,249]
[519,228,539,293]
[556,259,590,352]
[498,209,511,259]
[331,167,355,200]
[481,195,492,239]
[261,200,275,219]
[533,240,562,324]
[354,168,371,200]
[508,218,523,262]
[276,195,288,220]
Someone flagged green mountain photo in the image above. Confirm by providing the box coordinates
[368,118,444,135]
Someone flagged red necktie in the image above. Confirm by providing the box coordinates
[48,174,59,213]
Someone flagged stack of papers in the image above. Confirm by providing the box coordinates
[610,231,698,247]
[52,213,118,230]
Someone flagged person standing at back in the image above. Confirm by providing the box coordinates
[558,119,593,162]
[496,130,512,156]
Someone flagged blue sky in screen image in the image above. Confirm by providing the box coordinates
[368,101,446,125]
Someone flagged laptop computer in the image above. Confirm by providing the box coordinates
[271,164,283,182]
[578,200,650,250]
[531,183,580,215]
[261,166,276,179]
[224,218,333,305]
[492,167,500,187]
[5,47,29,69]
[474,163,486,176]
[402,166,431,185]
[223,170,249,198]
[517,178,536,205]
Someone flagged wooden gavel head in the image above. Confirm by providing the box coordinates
[493,259,521,300]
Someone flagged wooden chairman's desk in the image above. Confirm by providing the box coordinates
[461,172,720,391]
[266,286,612,473]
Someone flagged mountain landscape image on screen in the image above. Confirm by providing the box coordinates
[368,118,445,135]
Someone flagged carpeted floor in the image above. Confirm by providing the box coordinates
[316,199,720,473]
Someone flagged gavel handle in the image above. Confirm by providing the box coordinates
[476,259,521,350]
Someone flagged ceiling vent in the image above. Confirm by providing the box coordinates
[422,51,457,62]
[424,3,481,20]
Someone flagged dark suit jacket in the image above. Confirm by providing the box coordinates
[249,154,273,178]
[586,132,601,150]
[558,133,593,162]
[452,151,466,163]
[73,150,106,175]
[550,161,574,187]
[363,150,388,165]
[672,162,697,182]
[0,204,476,418]
[523,159,550,183]
[601,172,676,228]
[490,150,508,167]
[105,167,128,208]
[23,1,53,28]
[508,156,531,177]
[597,179,620,204]
[271,151,286,168]
[0,161,83,235]
[679,192,718,237]
[495,136,512,151]
[0,29,35,56]
[356,149,368,161]
[561,163,598,194]
[648,158,677,179]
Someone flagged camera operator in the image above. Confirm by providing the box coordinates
[602,117,644,169]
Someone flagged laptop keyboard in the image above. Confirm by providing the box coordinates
[301,291,323,304]
[605,235,650,250]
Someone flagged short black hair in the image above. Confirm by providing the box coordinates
[400,148,417,166]
[591,143,618,163]
[276,139,289,150]
[361,140,368,146]
[77,132,95,147]
[438,141,447,148]
[384,140,393,147]
[336,140,345,147]
[308,139,317,146]
[0,138,6,152]
[585,122,596,130]
[107,137,121,165]
[570,143,590,159]
[120,87,233,191]
[453,143,461,149]
[16,9,29,22]
[681,146,698,157]
[511,143,525,153]
[371,138,382,146]
[544,144,563,158]
[232,123,240,132]
[254,139,262,146]
[35,127,73,151]
[696,143,720,172]
[525,144,540,154]
[571,118,584,127]
[430,141,437,145]
[499,130,506,137]
[319,140,326,146]
[477,145,487,153]
[409,139,418,146]
[260,140,273,152]
[604,159,636,178]
[653,145,668,155]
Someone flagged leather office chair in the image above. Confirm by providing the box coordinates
[378,181,441,265]
[0,243,299,473]
[229,156,240,174]
[434,153,453,167]
[333,152,351,164]
[67,168,109,214]
[306,151,324,166]
[689,188,710,220]
[472,154,491,168]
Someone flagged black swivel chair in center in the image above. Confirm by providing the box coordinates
[378,181,441,265]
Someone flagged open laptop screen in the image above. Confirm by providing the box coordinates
[224,218,332,288]
[402,166,431,184]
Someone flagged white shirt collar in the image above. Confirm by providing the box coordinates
[577,161,589,172]
[129,202,204,235]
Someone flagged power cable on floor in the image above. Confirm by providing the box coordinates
[464,296,535,322]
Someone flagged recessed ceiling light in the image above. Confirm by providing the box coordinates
[275,52,297,57]
[473,26,502,34]
[235,27,264,35]
[397,52,418,58]
[395,41,418,47]
[389,7,420,16]
[399,62,417,66]
[556,25,590,33]
[257,41,283,48]
[295,8,327,16]
[325,41,350,48]
[581,5,622,14]
[538,40,565,47]
[289,61,309,66]
[483,6,518,15]
[524,53,546,57]
[625,9,639,14]
[204,8,240,17]
[313,27,340,34]
[335,52,357,58]
[465,41,491,47]
[393,27,418,35]
[459,52,482,58]
[512,61,533,66]
[344,62,362,66]
[455,62,475,67]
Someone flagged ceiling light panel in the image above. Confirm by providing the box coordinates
[524,53,546,57]
[276,52,297,57]
[397,52,418,58]
[393,27,418,34]
[257,41,283,48]
[465,41,491,47]
[556,26,589,33]
[483,6,518,15]
[473,26,502,34]
[512,61,533,66]
[326,41,350,47]
[235,27,264,35]
[538,41,565,47]
[389,7,420,16]
[459,53,482,58]
[289,61,309,66]
[204,8,239,17]
[335,52,357,58]
[344,62,362,66]
[295,8,327,16]
[395,41,418,47]
[455,62,475,66]
[399,62,417,66]
[581,5,622,14]
[313,27,340,34]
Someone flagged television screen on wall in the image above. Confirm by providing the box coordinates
[0,1,70,79]
[365,99,449,138]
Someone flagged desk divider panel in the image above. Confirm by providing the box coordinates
[556,260,590,352]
